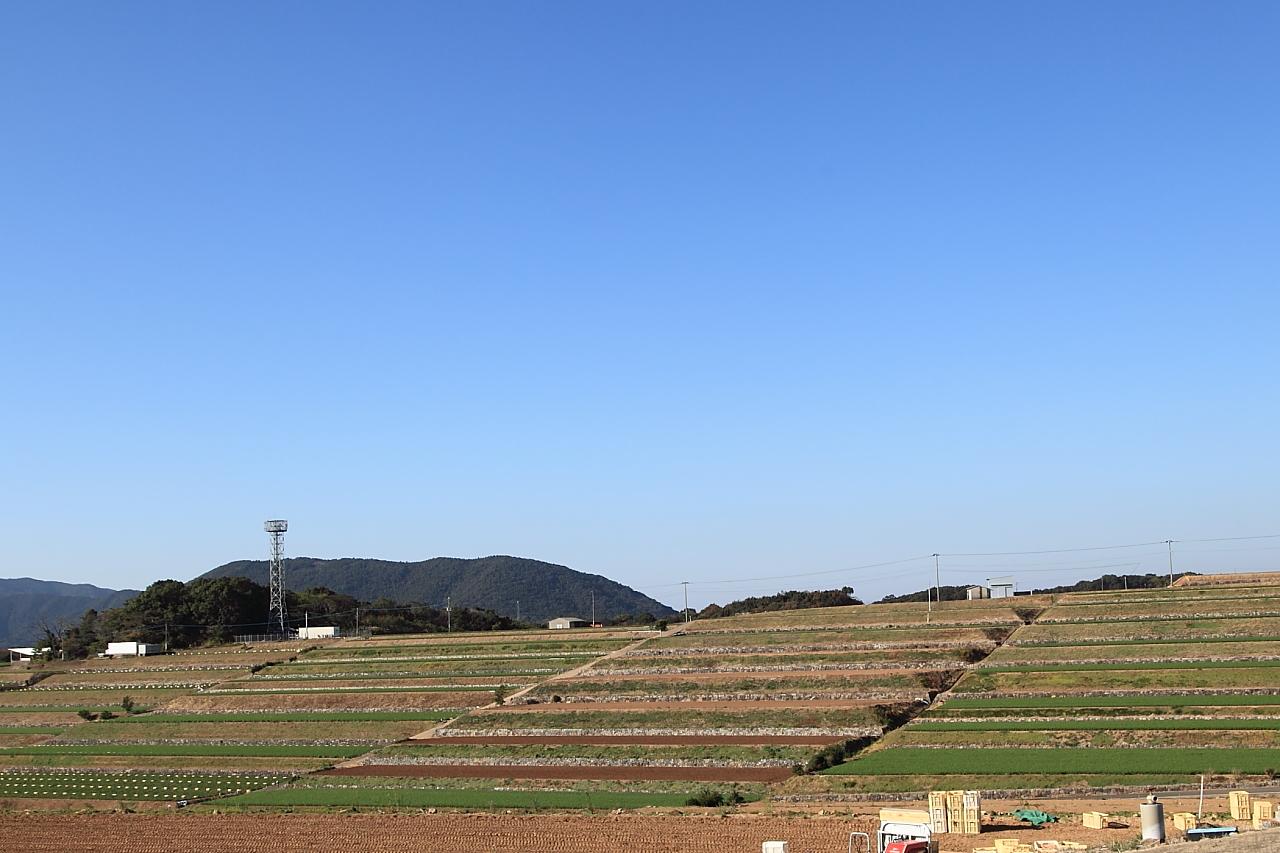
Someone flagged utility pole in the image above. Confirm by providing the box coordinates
[933,554,941,607]
[447,596,452,632]
[516,600,520,622]
[682,581,690,624]
[355,607,360,634]
[590,590,596,627]
[1166,539,1176,587]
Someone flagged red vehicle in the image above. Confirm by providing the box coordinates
[883,842,930,853]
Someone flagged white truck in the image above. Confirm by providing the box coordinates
[874,809,936,853]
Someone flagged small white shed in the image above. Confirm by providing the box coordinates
[988,576,1015,598]
[296,626,340,640]
[547,617,588,630]
[104,641,163,657]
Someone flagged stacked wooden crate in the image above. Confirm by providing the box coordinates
[1229,790,1252,820]
[1172,812,1198,832]
[972,840,1086,853]
[929,789,982,835]
[1082,812,1109,829]
[962,790,981,835]
[1252,800,1274,829]
[928,791,949,834]
[946,790,965,834]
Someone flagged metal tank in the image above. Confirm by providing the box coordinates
[1140,794,1166,842]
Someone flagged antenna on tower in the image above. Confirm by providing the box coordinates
[264,520,289,636]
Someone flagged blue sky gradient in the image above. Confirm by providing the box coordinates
[3,3,1279,607]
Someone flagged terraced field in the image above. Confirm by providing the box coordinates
[330,599,1037,797]
[814,585,1280,793]
[8,587,1280,820]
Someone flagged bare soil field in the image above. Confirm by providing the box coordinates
[485,699,889,712]
[0,813,889,853]
[321,764,796,782]
[5,810,1227,853]
[417,735,842,745]
[164,692,485,713]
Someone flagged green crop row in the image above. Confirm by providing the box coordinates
[0,770,288,801]
[825,747,1280,775]
[220,785,749,810]
[938,694,1280,710]
[978,659,1280,673]
[911,719,1280,731]
[1012,636,1280,648]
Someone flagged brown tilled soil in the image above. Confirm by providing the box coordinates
[162,692,488,713]
[414,735,841,745]
[321,764,795,782]
[484,699,891,712]
[548,668,926,683]
[0,812,882,852]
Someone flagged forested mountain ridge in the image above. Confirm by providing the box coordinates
[0,578,137,647]
[200,555,675,624]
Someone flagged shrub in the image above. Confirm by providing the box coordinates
[685,786,744,807]
[120,695,136,714]
[76,709,96,721]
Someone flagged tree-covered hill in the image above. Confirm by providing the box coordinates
[199,555,675,625]
[0,578,137,648]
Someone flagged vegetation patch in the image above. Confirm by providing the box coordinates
[825,746,1280,775]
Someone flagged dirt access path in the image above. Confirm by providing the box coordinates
[402,631,664,744]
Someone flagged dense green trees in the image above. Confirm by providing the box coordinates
[42,577,523,657]
[696,587,862,619]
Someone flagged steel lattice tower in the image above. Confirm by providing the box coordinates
[264,520,289,635]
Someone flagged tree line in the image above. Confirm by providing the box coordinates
[41,576,526,658]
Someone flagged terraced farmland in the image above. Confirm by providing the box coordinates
[0,769,289,801]
[0,629,653,804]
[815,585,1280,793]
[8,588,1280,820]
[332,600,1034,796]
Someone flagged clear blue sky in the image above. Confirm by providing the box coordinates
[3,3,1279,607]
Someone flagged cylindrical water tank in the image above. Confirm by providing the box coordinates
[1141,800,1166,842]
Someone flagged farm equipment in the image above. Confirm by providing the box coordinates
[876,808,937,853]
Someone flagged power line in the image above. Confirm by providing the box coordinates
[940,540,1169,558]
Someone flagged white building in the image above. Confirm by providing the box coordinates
[103,641,164,657]
[547,617,588,630]
[988,576,1015,599]
[966,585,990,600]
[6,647,45,662]
[296,626,340,640]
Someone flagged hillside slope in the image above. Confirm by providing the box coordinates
[0,578,137,647]
[200,556,675,624]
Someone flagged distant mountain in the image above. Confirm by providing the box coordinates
[199,555,676,625]
[0,578,138,648]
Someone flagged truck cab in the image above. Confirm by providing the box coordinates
[883,842,930,853]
